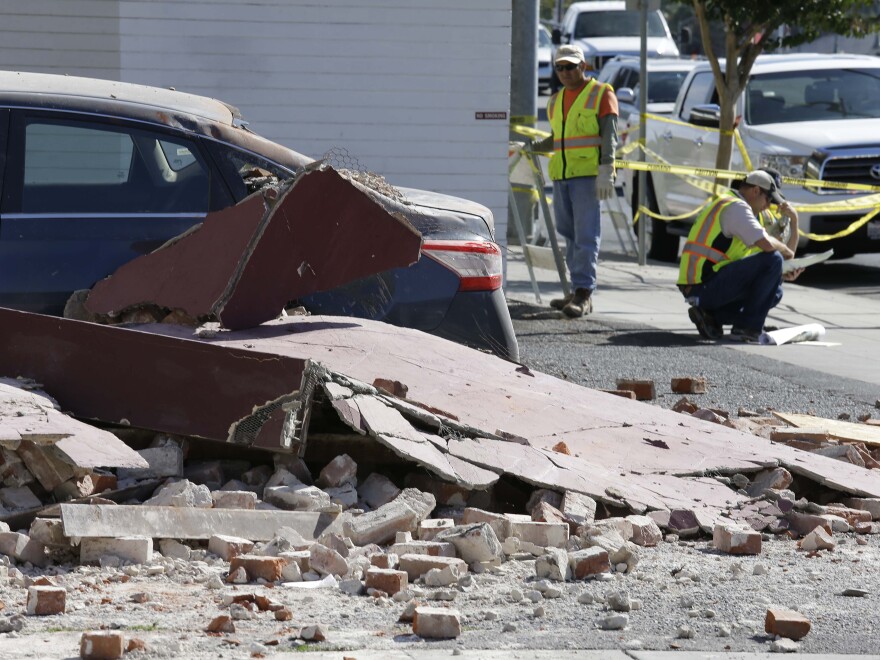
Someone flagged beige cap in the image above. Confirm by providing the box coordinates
[744,170,784,205]
[555,44,585,65]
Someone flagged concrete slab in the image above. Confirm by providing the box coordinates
[85,166,422,330]
[60,504,338,541]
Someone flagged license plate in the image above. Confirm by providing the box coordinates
[869,220,880,240]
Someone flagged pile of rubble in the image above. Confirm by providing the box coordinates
[2,414,880,654]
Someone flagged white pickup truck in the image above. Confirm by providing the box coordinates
[633,53,880,262]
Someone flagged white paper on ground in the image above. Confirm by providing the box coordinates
[759,323,826,345]
[783,249,834,274]
[281,574,338,589]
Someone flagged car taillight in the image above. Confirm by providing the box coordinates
[421,240,503,292]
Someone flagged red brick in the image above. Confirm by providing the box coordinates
[413,606,461,639]
[598,389,637,400]
[569,547,610,578]
[26,586,65,615]
[370,553,399,569]
[765,608,811,640]
[615,379,655,400]
[713,523,762,555]
[671,376,707,394]
[229,554,285,582]
[365,568,408,595]
[80,631,125,659]
[206,615,235,633]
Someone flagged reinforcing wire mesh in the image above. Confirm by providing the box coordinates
[322,147,409,205]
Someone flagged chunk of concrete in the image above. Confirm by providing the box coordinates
[560,491,597,528]
[144,479,212,508]
[746,467,793,497]
[398,553,467,580]
[413,606,461,639]
[309,543,349,577]
[357,472,400,509]
[569,546,611,578]
[263,484,333,511]
[117,444,183,481]
[0,531,48,567]
[318,454,357,488]
[80,537,153,565]
[535,547,570,582]
[434,523,503,564]
[344,488,436,546]
[211,490,258,510]
[418,518,455,541]
[461,507,510,540]
[625,515,663,547]
[507,518,568,548]
[209,535,255,561]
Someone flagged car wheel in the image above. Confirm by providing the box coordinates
[631,176,680,263]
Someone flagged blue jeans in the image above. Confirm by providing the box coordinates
[692,251,784,331]
[553,176,601,291]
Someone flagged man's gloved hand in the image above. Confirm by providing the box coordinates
[597,164,615,201]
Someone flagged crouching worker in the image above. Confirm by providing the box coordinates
[678,170,802,342]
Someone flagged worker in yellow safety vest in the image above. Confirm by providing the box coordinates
[529,44,618,318]
[677,170,802,343]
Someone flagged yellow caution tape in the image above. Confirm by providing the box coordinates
[510,125,551,140]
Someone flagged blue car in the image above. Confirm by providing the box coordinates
[0,71,517,361]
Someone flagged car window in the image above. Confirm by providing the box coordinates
[574,10,668,38]
[205,140,295,200]
[17,117,209,214]
[746,67,880,125]
[646,71,688,104]
[678,71,716,121]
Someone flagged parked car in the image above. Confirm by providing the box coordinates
[538,24,553,94]
[597,56,698,123]
[553,1,679,73]
[0,71,518,360]
[638,53,880,261]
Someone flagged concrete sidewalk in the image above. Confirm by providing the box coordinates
[504,245,880,388]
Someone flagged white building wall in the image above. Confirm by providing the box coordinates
[0,0,512,242]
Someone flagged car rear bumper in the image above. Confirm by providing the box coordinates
[430,288,519,362]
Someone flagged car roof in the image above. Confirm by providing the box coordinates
[568,1,626,11]
[0,70,238,126]
[606,56,702,72]
[691,52,880,75]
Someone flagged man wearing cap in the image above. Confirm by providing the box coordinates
[678,170,801,342]
[530,44,619,318]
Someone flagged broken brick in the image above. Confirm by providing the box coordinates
[412,606,461,639]
[365,568,408,595]
[713,523,761,555]
[568,547,611,578]
[615,379,655,400]
[372,378,408,398]
[418,518,455,541]
[398,554,467,580]
[671,377,707,394]
[80,632,124,659]
[598,389,637,400]
[206,615,235,633]
[800,526,835,551]
[26,586,66,615]
[208,535,254,561]
[229,555,286,582]
[765,608,811,640]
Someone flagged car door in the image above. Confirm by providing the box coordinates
[657,71,718,216]
[0,110,222,314]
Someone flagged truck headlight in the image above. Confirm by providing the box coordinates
[758,155,809,178]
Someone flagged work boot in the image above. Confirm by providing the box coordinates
[562,288,592,318]
[688,306,722,340]
[549,293,573,310]
[729,326,762,343]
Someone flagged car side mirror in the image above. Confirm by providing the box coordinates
[688,104,721,128]
[616,87,635,104]
[552,28,562,45]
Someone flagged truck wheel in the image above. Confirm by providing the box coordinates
[631,177,680,263]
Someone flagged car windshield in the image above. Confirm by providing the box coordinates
[746,68,880,125]
[574,10,668,38]
[645,71,689,103]
[539,27,552,47]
